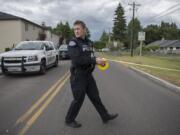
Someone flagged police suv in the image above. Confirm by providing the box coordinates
[0,41,59,75]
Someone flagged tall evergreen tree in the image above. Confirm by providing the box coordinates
[64,21,71,39]
[112,2,126,41]
[52,21,63,36]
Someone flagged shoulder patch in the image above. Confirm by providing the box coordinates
[69,41,76,47]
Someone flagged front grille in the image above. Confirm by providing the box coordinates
[3,57,27,64]
[4,60,26,63]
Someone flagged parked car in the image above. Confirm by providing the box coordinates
[59,44,69,59]
[0,41,59,75]
[102,48,110,52]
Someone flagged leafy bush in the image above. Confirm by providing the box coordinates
[5,47,11,52]
[93,41,106,49]
[146,45,160,51]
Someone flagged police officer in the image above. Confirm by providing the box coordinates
[65,20,118,128]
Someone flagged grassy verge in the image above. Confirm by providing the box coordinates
[100,52,180,86]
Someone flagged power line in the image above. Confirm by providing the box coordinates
[152,2,180,19]
[153,7,180,20]
[146,2,180,22]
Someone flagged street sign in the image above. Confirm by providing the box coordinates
[138,32,145,41]
[113,42,117,47]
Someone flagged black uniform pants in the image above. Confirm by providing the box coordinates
[65,72,109,122]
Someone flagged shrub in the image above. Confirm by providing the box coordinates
[5,47,11,52]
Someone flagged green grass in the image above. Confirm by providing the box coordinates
[100,52,180,86]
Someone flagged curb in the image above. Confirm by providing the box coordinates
[129,66,180,93]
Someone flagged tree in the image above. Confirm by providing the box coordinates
[100,30,109,42]
[52,21,74,44]
[52,21,63,36]
[93,41,106,49]
[112,2,126,42]
[86,27,91,38]
[144,24,161,44]
[64,22,71,40]
[52,21,91,41]
[159,21,180,40]
[143,21,180,44]
[127,18,142,48]
[96,31,109,49]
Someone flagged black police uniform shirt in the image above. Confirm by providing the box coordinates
[68,37,96,74]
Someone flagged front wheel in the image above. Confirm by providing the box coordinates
[39,60,46,75]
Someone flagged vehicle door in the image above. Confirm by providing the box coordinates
[44,43,52,65]
[50,42,56,63]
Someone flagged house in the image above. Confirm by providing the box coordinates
[0,11,59,52]
[147,40,180,54]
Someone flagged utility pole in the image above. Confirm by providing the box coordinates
[129,2,140,57]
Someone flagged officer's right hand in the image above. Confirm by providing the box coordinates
[96,57,106,67]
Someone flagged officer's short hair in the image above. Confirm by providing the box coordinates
[74,20,86,29]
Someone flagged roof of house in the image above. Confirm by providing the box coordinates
[147,40,180,48]
[167,40,180,47]
[148,40,165,46]
[0,11,44,29]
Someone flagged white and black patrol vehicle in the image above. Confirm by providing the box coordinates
[0,41,59,75]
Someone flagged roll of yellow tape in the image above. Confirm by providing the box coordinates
[97,60,109,71]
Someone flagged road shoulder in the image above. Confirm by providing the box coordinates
[129,66,180,94]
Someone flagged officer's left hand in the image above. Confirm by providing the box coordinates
[96,57,106,67]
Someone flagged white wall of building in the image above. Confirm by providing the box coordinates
[0,20,22,52]
[46,30,59,45]
[21,20,43,41]
[0,19,59,52]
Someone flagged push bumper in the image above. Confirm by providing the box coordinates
[0,57,41,74]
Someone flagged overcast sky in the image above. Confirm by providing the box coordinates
[0,0,180,40]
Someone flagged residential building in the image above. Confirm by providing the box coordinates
[0,11,59,52]
[147,40,180,54]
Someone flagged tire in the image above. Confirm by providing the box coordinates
[2,69,9,76]
[59,55,62,60]
[3,72,9,76]
[54,56,59,67]
[39,59,46,75]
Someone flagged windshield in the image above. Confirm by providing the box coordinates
[14,42,44,50]
[59,45,68,50]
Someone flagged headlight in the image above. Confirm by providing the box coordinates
[28,55,38,62]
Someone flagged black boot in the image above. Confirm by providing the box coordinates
[103,113,118,123]
[65,121,82,128]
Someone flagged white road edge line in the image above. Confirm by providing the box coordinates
[130,66,180,92]
[107,59,180,92]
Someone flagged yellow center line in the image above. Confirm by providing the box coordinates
[18,74,70,135]
[15,71,70,126]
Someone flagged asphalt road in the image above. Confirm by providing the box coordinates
[0,60,180,135]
